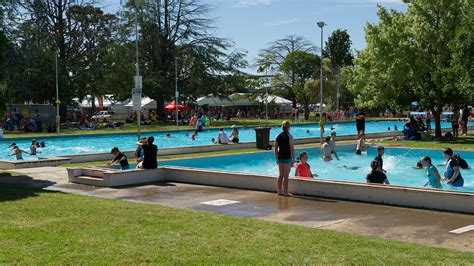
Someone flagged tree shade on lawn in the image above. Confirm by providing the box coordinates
[0,184,473,264]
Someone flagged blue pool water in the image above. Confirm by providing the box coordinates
[0,120,471,160]
[158,146,474,193]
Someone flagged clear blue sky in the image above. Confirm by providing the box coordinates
[104,0,407,71]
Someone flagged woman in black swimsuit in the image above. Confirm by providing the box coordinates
[274,121,295,196]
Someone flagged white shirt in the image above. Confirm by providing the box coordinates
[218,131,228,144]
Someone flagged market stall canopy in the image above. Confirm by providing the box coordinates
[164,99,193,111]
[196,93,292,107]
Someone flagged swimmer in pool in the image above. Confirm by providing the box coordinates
[394,125,398,131]
[388,127,391,131]
[294,151,318,178]
[341,165,361,170]
[330,126,335,131]
[420,156,441,188]
[211,137,216,144]
[9,145,28,160]
[165,133,174,138]
[30,139,39,155]
[413,161,423,169]
[306,130,310,134]
[185,132,189,137]
[321,136,336,161]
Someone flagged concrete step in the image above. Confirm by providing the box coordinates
[81,168,105,178]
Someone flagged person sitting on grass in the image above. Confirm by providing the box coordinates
[420,156,441,188]
[366,160,390,184]
[453,154,470,169]
[107,147,129,170]
[294,152,318,179]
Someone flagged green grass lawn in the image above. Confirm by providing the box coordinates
[0,184,472,264]
[380,132,474,150]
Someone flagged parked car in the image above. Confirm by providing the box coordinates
[91,111,112,122]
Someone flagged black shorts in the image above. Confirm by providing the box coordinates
[426,119,431,128]
[231,138,239,143]
[357,126,365,132]
[452,124,459,129]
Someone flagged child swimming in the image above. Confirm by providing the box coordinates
[294,152,318,178]
[9,145,28,160]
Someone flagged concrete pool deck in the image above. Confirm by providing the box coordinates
[0,166,473,252]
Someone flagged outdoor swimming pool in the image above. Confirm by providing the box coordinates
[0,120,471,161]
[158,146,474,193]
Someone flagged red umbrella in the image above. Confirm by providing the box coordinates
[164,100,192,111]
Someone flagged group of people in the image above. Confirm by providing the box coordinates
[8,139,46,160]
[106,136,158,170]
[274,120,470,197]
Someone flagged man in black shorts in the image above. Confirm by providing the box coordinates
[355,111,366,139]
[137,136,158,169]
[461,104,470,136]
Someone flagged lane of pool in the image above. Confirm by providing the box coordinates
[1,120,472,160]
[157,146,474,193]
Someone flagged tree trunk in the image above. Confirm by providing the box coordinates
[304,106,310,120]
[433,105,442,139]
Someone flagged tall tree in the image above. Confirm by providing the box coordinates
[280,51,320,120]
[344,0,472,138]
[123,0,247,111]
[257,35,316,107]
[324,29,353,109]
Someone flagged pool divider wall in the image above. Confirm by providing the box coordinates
[0,157,71,170]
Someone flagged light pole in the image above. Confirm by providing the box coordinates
[175,57,179,130]
[134,0,143,141]
[55,51,60,134]
[317,21,325,143]
[265,69,269,125]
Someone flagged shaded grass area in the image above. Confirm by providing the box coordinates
[60,147,262,168]
[380,132,474,150]
[0,184,473,264]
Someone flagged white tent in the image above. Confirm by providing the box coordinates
[73,95,115,108]
[196,93,292,107]
[124,97,156,108]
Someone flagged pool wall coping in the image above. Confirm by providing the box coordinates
[161,166,474,214]
[66,163,473,214]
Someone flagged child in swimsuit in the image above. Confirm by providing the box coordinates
[420,156,441,188]
[321,136,334,161]
[294,152,318,178]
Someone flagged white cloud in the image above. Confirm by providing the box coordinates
[265,18,299,27]
[233,0,272,8]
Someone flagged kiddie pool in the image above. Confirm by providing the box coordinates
[102,146,473,193]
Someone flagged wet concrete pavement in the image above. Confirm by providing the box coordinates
[1,166,473,252]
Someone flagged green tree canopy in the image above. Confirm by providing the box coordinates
[344,0,473,138]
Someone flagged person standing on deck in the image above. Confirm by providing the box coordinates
[274,121,295,197]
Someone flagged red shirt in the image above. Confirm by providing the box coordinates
[295,162,312,178]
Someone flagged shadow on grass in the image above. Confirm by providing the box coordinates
[0,172,57,202]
